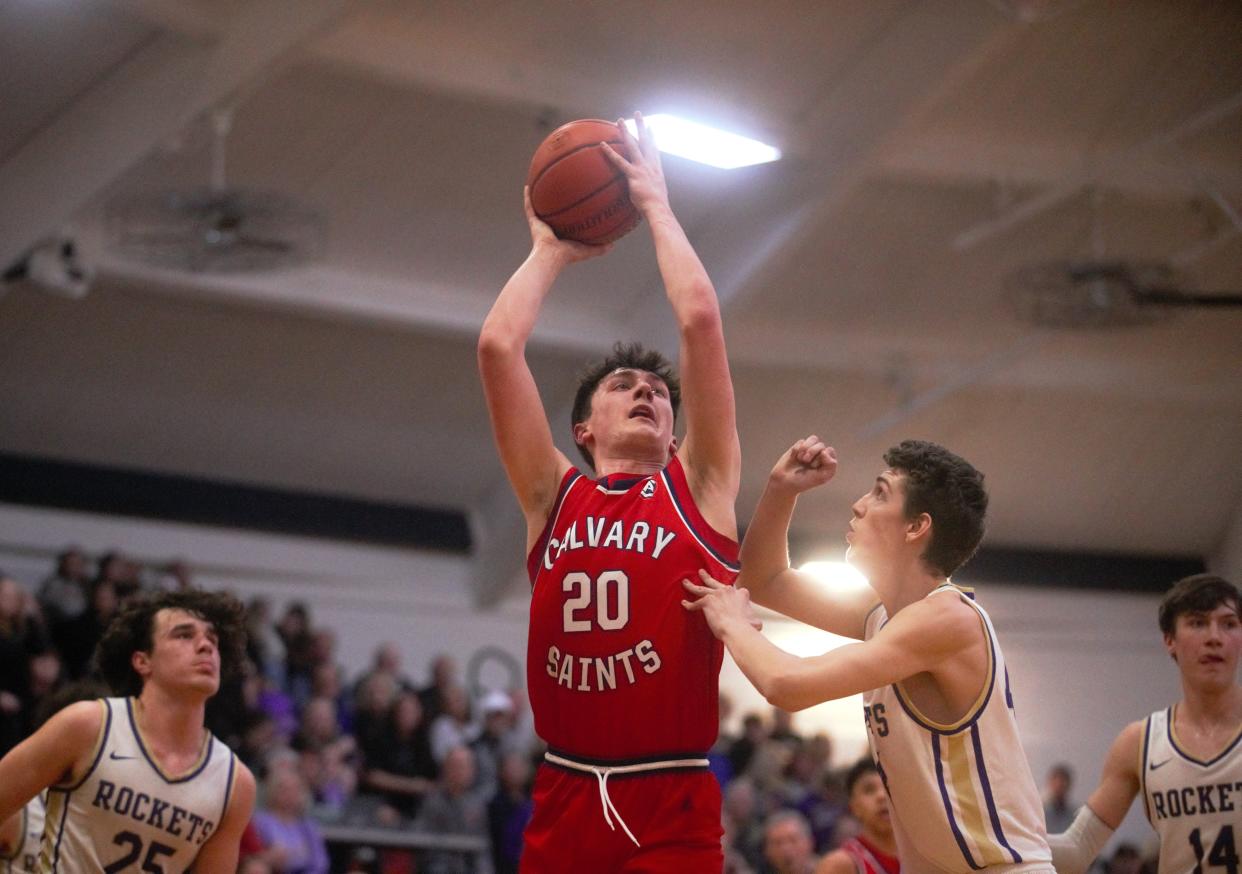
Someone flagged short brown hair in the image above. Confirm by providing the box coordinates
[1158,574,1239,636]
[94,589,247,697]
[570,342,680,470]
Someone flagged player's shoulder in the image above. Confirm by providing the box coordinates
[899,586,981,635]
[47,698,108,746]
[816,847,858,874]
[1114,718,1147,755]
[225,759,257,819]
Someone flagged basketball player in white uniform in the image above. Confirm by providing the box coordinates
[0,590,255,872]
[684,435,1053,874]
[1048,574,1241,874]
[0,794,43,874]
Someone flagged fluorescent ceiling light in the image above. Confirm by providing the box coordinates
[625,114,780,169]
[799,560,870,593]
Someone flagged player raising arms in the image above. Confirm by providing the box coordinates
[0,590,255,873]
[684,436,1053,874]
[1048,574,1241,874]
[478,112,741,872]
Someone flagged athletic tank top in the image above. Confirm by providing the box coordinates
[1140,706,1242,874]
[526,455,739,759]
[862,585,1050,874]
[1,795,44,874]
[39,697,237,873]
[842,835,901,874]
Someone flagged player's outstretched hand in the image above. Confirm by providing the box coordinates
[768,435,837,497]
[524,186,612,263]
[600,112,669,216]
[682,569,761,639]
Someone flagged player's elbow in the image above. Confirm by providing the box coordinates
[677,287,723,336]
[477,324,519,367]
[764,671,815,713]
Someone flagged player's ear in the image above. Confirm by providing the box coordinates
[131,649,153,680]
[573,421,590,447]
[1163,631,1178,662]
[668,435,679,455]
[905,512,932,543]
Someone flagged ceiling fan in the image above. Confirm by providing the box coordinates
[104,109,325,274]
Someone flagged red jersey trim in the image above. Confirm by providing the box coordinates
[660,455,740,571]
[526,469,584,586]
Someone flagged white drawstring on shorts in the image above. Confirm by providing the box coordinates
[543,751,710,847]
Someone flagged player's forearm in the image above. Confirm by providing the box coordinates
[479,244,567,356]
[644,203,721,332]
[738,483,799,598]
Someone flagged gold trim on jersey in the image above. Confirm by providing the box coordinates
[943,732,1009,866]
[1167,703,1242,767]
[891,587,995,733]
[127,698,212,783]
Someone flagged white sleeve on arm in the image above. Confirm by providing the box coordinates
[1048,805,1115,874]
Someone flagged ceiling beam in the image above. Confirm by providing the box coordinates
[951,89,1242,252]
[0,0,355,272]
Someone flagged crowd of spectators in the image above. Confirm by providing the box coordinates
[2,547,923,874]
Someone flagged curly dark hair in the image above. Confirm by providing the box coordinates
[883,440,988,578]
[570,341,681,470]
[94,589,248,698]
[1158,574,1239,636]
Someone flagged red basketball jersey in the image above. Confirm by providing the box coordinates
[526,454,739,760]
[842,837,901,874]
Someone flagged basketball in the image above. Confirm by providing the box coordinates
[526,119,642,245]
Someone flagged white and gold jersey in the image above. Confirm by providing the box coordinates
[39,697,237,873]
[1141,706,1242,874]
[1,794,44,874]
[862,584,1051,874]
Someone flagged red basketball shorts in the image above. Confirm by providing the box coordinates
[519,753,724,873]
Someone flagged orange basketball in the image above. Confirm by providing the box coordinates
[526,119,641,245]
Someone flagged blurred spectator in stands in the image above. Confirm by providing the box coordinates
[800,767,849,854]
[806,733,834,786]
[59,578,118,679]
[277,602,316,699]
[95,550,142,601]
[1105,844,1143,874]
[1042,762,1076,833]
[207,655,257,756]
[363,691,437,821]
[469,689,524,799]
[312,661,354,735]
[815,759,898,874]
[154,558,194,592]
[0,574,50,756]
[751,740,795,815]
[258,673,299,742]
[354,671,399,764]
[730,712,768,777]
[289,627,339,710]
[430,683,475,765]
[725,776,768,874]
[418,654,458,723]
[37,546,90,631]
[246,597,282,683]
[415,745,490,874]
[770,707,801,748]
[487,750,533,874]
[293,696,358,816]
[724,807,758,874]
[252,762,330,874]
[23,651,63,737]
[763,810,818,874]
